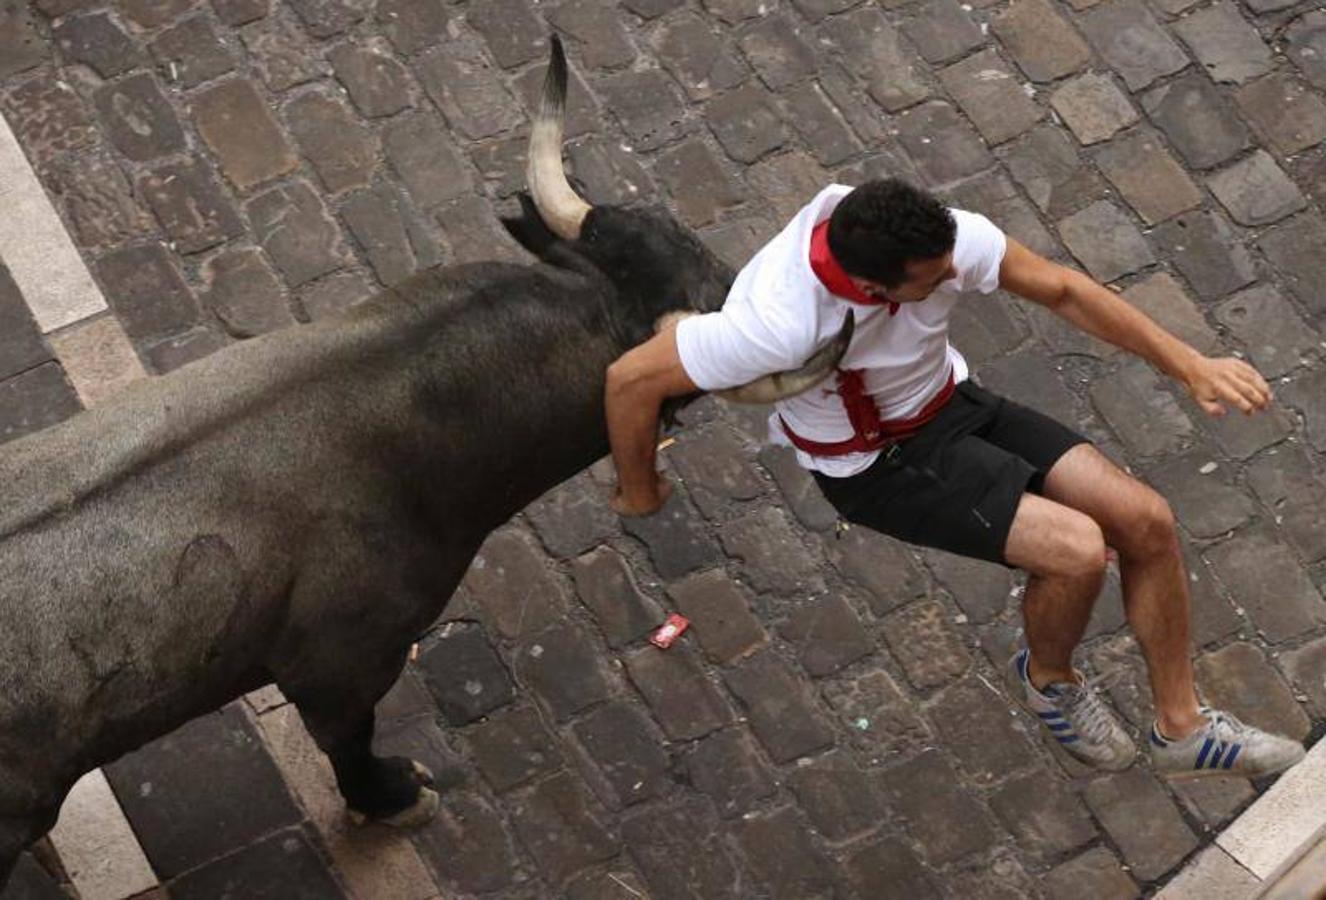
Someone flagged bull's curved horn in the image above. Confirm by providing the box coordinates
[527,36,591,241]
[716,310,855,404]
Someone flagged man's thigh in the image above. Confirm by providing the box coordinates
[1039,443,1169,549]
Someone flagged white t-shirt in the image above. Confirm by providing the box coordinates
[676,184,1007,477]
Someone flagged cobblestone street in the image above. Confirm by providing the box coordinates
[2,0,1326,896]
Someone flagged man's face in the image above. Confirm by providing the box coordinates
[849,253,957,305]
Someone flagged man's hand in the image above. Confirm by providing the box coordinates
[1184,355,1272,416]
[610,471,673,517]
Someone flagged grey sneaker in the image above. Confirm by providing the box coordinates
[1005,648,1135,771]
[1151,709,1305,781]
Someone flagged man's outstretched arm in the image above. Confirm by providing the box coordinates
[604,325,701,516]
[997,238,1271,416]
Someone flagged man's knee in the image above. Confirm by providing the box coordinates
[1058,515,1109,580]
[1121,491,1179,561]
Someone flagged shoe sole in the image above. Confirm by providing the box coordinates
[1158,751,1306,783]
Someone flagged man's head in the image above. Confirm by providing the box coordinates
[827,178,958,304]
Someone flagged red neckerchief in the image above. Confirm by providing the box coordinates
[808,219,899,316]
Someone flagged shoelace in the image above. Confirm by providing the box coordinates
[1204,709,1252,755]
[1058,670,1123,744]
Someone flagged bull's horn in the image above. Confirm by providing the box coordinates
[716,310,855,404]
[527,36,591,241]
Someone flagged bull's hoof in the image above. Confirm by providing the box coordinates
[346,761,439,828]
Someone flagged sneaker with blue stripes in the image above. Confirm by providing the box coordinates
[1005,648,1135,771]
[1151,709,1305,781]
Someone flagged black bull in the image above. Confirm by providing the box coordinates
[0,38,846,886]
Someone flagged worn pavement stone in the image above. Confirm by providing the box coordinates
[991,772,1097,860]
[465,703,564,793]
[894,101,993,187]
[1258,213,1326,320]
[417,621,515,724]
[923,547,1015,625]
[509,771,619,886]
[1216,285,1319,378]
[1095,128,1202,225]
[527,476,616,560]
[826,525,928,616]
[1080,0,1190,91]
[383,111,472,209]
[515,622,616,721]
[246,180,348,287]
[991,0,1091,83]
[732,806,836,900]
[777,81,862,167]
[287,0,364,38]
[780,594,873,676]
[622,491,723,580]
[0,266,50,380]
[415,35,523,141]
[653,139,744,226]
[1090,359,1194,457]
[999,124,1111,219]
[666,568,767,664]
[668,426,764,517]
[2,75,97,167]
[1084,767,1199,881]
[1171,776,1257,832]
[820,7,930,111]
[465,0,545,68]
[201,248,296,338]
[54,12,145,78]
[1173,1,1273,85]
[1208,150,1307,227]
[329,40,413,118]
[1287,11,1326,90]
[977,348,1079,426]
[151,16,236,88]
[723,650,835,762]
[650,11,745,101]
[94,73,186,162]
[901,0,984,65]
[374,0,449,55]
[465,528,568,641]
[1041,847,1140,900]
[745,150,828,222]
[192,78,299,191]
[1058,201,1156,284]
[1204,528,1326,644]
[95,243,201,344]
[705,82,786,165]
[287,90,379,194]
[929,676,1037,784]
[411,791,519,894]
[1195,641,1313,740]
[1143,450,1254,539]
[138,160,244,255]
[624,645,729,740]
[599,69,688,153]
[1122,273,1220,356]
[342,184,437,285]
[1050,73,1139,145]
[738,14,815,90]
[1236,71,1326,157]
[0,363,81,445]
[621,798,741,899]
[571,548,663,648]
[876,750,996,865]
[1281,635,1326,720]
[168,825,347,899]
[0,0,49,78]
[838,837,940,899]
[681,727,776,817]
[757,445,839,532]
[1150,211,1257,302]
[241,13,328,92]
[784,748,883,842]
[822,667,930,759]
[939,50,1042,147]
[572,701,671,808]
[46,150,153,253]
[946,291,1029,369]
[1142,71,1251,169]
[882,600,972,690]
[1246,445,1326,564]
[720,506,825,596]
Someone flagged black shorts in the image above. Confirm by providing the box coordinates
[812,381,1089,566]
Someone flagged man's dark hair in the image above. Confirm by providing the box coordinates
[827,178,957,287]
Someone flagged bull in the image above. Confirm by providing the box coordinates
[0,37,850,888]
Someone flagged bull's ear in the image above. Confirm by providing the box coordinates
[501,193,560,259]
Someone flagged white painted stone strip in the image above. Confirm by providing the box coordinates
[48,769,158,900]
[48,315,148,408]
[1155,844,1261,900]
[0,108,106,332]
[1217,739,1326,880]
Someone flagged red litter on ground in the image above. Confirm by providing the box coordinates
[650,613,690,649]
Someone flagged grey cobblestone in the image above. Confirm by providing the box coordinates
[1142,71,1250,169]
[1207,150,1307,227]
[991,0,1091,83]
[1237,71,1326,157]
[1050,73,1139,145]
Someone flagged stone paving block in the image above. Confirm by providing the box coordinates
[1287,11,1326,90]
[168,825,348,899]
[732,806,836,899]
[0,266,49,381]
[104,705,303,879]
[738,14,816,90]
[1281,634,1326,719]
[822,667,931,759]
[939,50,1043,147]
[344,184,437,286]
[1,75,98,166]
[54,12,145,78]
[1173,1,1274,85]
[48,315,147,408]
[882,599,972,691]
[894,101,994,187]
[901,0,985,65]
[247,180,349,288]
[464,527,569,641]
[299,270,374,321]
[923,547,1016,625]
[1091,358,1194,457]
[945,169,1063,262]
[667,426,764,517]
[138,159,244,255]
[241,12,329,92]
[465,0,545,68]
[1171,776,1257,832]
[999,124,1111,219]
[776,81,863,167]
[287,90,379,195]
[120,0,193,28]
[1247,445,1326,564]
[527,477,616,561]
[1209,151,1307,227]
[1142,450,1254,539]
[1150,211,1256,302]
[1236,71,1326,157]
[946,292,1028,370]
[653,138,744,226]
[466,704,564,793]
[838,837,940,899]
[720,506,825,596]
[978,348,1078,426]
[46,150,153,254]
[201,247,295,339]
[572,701,671,808]
[411,790,518,894]
[624,645,730,740]
[417,621,515,724]
[193,78,300,191]
[152,16,236,88]
[383,113,472,211]
[1216,285,1319,379]
[509,771,619,886]
[145,326,228,374]
[756,445,839,533]
[746,150,829,222]
[651,11,746,101]
[565,137,655,206]
[1040,846,1139,899]
[784,748,883,843]
[1084,767,1199,881]
[681,727,776,817]
[1094,128,1202,225]
[826,525,928,616]
[815,62,893,147]
[780,594,874,676]
[1257,212,1326,320]
[329,40,413,118]
[415,36,523,141]
[621,797,740,899]
[1156,844,1262,900]
[48,768,157,900]
[991,0,1091,83]
[1194,641,1313,741]
[1203,528,1326,644]
[571,549,662,651]
[1058,201,1156,284]
[820,7,930,112]
[1079,0,1190,91]
[991,772,1097,860]
[929,675,1037,784]
[1196,396,1294,461]
[514,622,616,722]
[1182,538,1249,645]
[95,243,201,344]
[1122,273,1220,357]
[547,0,636,70]
[622,490,724,580]
[599,69,688,153]
[565,867,650,900]
[1050,73,1139,145]
[1142,71,1251,170]
[375,0,450,56]
[723,650,835,762]
[704,81,786,165]
[876,750,997,865]
[94,73,186,163]
[287,0,364,37]
[0,0,49,77]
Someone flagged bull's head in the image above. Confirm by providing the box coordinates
[506,36,851,404]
